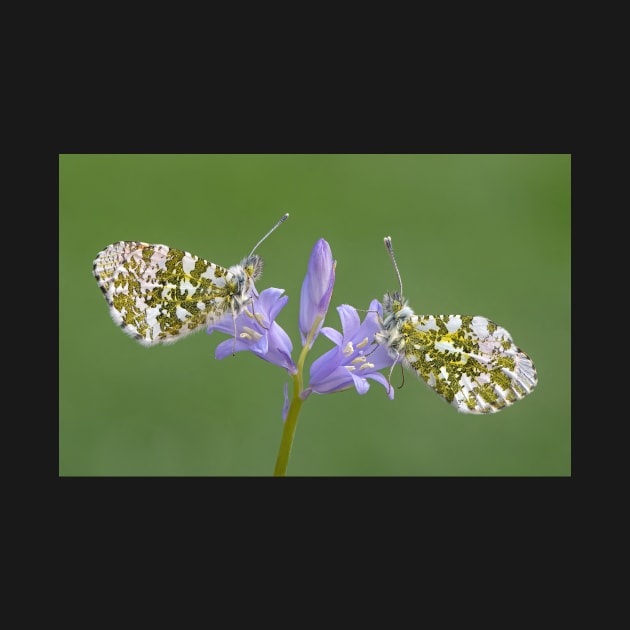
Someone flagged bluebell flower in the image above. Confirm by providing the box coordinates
[207,287,297,374]
[299,238,336,349]
[303,299,396,399]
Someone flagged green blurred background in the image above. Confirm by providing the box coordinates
[59,154,570,476]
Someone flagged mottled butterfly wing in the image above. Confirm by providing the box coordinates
[397,312,537,414]
[379,237,537,414]
[93,241,245,346]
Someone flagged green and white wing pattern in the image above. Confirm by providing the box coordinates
[93,241,259,346]
[379,294,537,414]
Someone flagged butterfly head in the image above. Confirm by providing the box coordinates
[382,237,415,324]
[225,254,263,313]
[382,291,414,323]
[241,254,264,282]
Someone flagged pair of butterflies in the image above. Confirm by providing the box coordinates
[93,215,537,414]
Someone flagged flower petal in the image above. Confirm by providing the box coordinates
[337,304,361,337]
[349,371,371,395]
[208,287,296,374]
[365,372,395,400]
[306,300,395,400]
[320,326,343,346]
[299,239,336,348]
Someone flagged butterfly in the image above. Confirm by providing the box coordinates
[93,214,288,346]
[375,237,537,414]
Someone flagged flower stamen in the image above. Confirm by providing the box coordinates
[241,326,263,341]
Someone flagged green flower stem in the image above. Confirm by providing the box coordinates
[273,374,303,476]
[273,316,323,477]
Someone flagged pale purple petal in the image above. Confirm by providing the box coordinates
[320,326,343,346]
[366,372,395,400]
[258,287,289,321]
[306,299,395,400]
[299,239,336,348]
[310,365,355,395]
[337,304,361,337]
[207,287,296,374]
[349,372,371,395]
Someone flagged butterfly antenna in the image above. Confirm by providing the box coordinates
[384,236,403,294]
[249,213,289,256]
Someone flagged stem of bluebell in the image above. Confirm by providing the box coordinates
[273,315,323,477]
[273,374,303,476]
